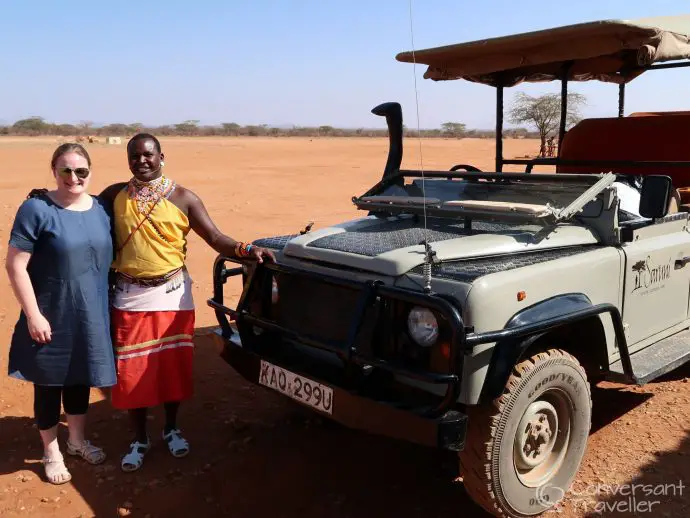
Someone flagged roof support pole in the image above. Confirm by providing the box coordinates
[496,83,504,172]
[558,78,568,156]
[558,61,574,157]
[618,83,626,117]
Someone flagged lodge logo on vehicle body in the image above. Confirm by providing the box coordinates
[631,256,671,295]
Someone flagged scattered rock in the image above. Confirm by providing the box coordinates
[117,507,131,517]
[40,497,49,503]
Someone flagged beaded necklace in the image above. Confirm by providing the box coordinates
[127,174,176,215]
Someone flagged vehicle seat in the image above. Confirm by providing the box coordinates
[557,113,690,215]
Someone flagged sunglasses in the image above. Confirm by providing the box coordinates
[57,167,90,179]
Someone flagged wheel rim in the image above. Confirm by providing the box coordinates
[513,388,571,488]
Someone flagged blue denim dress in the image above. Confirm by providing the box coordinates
[7,195,117,388]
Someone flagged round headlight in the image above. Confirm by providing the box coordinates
[407,307,439,347]
[271,277,279,304]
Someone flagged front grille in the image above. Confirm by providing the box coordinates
[244,268,455,377]
[271,272,379,353]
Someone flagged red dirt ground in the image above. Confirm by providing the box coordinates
[0,136,688,518]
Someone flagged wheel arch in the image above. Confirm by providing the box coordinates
[478,293,609,403]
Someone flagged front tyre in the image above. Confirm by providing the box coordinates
[459,349,592,517]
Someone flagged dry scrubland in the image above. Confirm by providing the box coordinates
[0,136,687,518]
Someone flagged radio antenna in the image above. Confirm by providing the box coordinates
[407,0,433,293]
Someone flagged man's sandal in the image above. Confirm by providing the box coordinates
[163,429,189,458]
[66,439,106,465]
[121,440,150,472]
[43,455,72,485]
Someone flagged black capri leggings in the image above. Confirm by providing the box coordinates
[33,385,90,430]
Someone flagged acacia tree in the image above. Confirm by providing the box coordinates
[12,116,49,136]
[174,120,200,136]
[441,122,467,138]
[508,92,586,156]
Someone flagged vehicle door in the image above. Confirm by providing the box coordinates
[621,216,690,351]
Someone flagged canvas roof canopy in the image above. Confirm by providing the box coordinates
[395,15,690,87]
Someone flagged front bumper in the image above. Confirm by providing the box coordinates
[208,326,468,451]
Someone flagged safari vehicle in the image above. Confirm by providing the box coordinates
[207,15,690,518]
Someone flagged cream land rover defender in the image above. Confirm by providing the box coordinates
[208,15,690,518]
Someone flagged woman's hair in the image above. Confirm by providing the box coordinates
[50,142,92,169]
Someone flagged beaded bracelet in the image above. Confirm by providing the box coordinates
[234,241,254,258]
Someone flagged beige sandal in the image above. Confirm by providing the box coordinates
[43,456,72,485]
[66,439,106,465]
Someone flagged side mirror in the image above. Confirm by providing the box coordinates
[639,175,672,219]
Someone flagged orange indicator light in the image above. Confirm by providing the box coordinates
[440,342,451,359]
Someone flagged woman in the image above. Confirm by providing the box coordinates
[98,133,274,472]
[6,143,116,484]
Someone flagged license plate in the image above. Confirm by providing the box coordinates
[258,360,334,415]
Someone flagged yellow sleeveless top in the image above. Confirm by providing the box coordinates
[112,187,190,278]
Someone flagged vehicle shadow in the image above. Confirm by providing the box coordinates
[589,385,654,434]
[589,361,690,434]
[582,430,690,517]
[653,359,690,383]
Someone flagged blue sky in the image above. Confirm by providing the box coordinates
[0,0,688,129]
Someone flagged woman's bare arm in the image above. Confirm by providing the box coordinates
[5,246,52,343]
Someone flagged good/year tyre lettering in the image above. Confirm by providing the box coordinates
[528,372,581,399]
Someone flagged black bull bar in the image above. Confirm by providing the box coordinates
[207,255,467,417]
